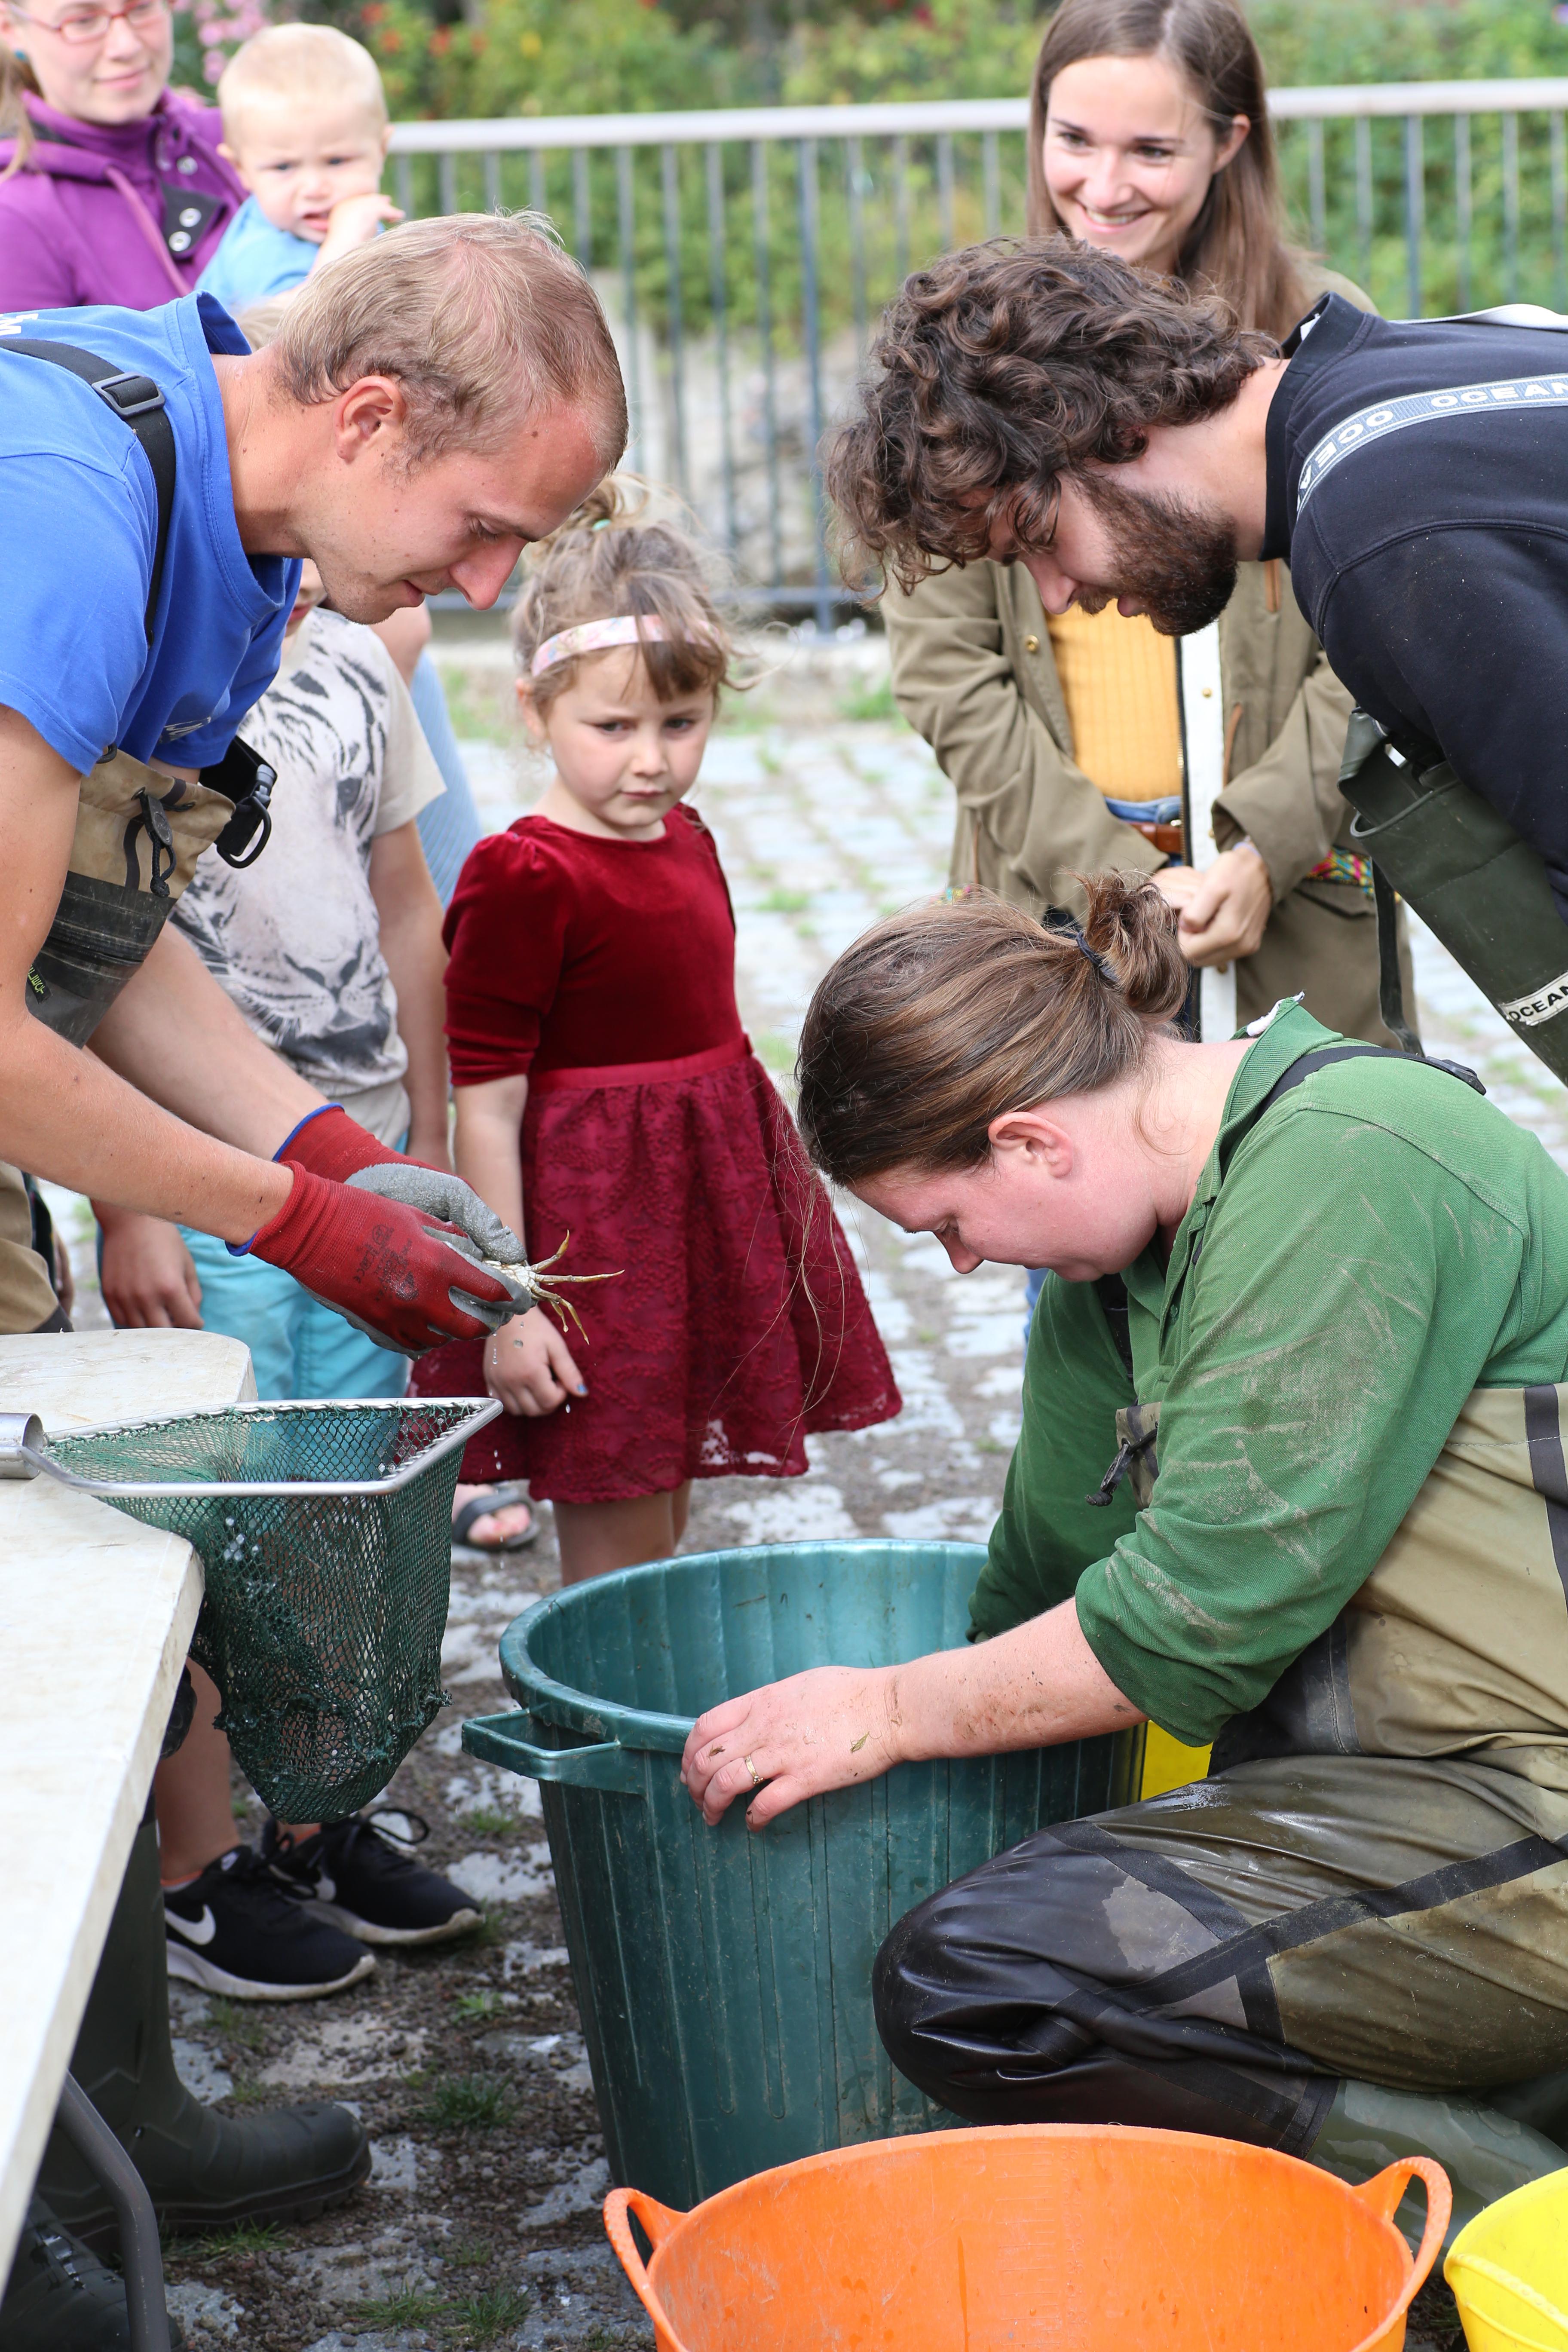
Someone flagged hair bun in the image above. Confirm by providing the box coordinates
[1078,872,1188,1024]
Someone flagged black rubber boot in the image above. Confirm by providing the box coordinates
[0,2197,185,2351]
[36,1804,370,2253]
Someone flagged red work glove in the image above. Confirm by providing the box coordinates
[247,1164,524,1357]
[276,1105,528,1276]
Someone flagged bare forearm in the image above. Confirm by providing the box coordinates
[894,1599,1142,1762]
[453,1081,527,1235]
[0,1008,288,1240]
[89,922,321,1154]
[380,917,448,1149]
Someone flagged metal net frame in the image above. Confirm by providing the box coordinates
[43,1399,498,1822]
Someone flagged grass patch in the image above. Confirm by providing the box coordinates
[419,2073,516,2129]
[445,2237,495,2269]
[189,2219,285,2263]
[446,2284,531,2343]
[451,1989,502,2023]
[361,2282,449,2329]
[838,674,898,722]
[759,887,810,914]
[459,1806,521,1838]
[207,1997,266,2051]
[220,2077,269,2109]
[754,1031,797,1074]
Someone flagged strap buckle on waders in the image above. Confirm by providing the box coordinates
[199,738,277,870]
[134,787,177,900]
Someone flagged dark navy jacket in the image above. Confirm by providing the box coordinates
[1263,292,1568,911]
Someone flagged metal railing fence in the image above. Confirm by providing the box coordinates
[387,81,1568,620]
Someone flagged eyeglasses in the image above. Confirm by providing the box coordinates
[9,0,166,46]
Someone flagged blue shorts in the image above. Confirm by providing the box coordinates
[178,1225,408,1404]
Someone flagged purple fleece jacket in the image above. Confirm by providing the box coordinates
[0,91,244,312]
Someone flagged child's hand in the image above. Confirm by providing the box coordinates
[314,193,404,271]
[484,1305,586,1418]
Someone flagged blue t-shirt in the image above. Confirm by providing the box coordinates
[0,293,298,774]
[195,195,316,314]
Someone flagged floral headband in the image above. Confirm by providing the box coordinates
[529,614,668,678]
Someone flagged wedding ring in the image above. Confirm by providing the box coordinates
[743,1754,763,1787]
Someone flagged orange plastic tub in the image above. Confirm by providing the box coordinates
[605,2124,1449,2352]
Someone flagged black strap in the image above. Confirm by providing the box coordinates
[0,340,175,644]
[1254,1041,1486,1124]
[1371,864,1425,1057]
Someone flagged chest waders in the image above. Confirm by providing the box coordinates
[0,339,276,1045]
[1339,708,1568,1082]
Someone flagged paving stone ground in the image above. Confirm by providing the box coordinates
[44,629,1557,2350]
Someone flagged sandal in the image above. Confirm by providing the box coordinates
[452,1482,538,1554]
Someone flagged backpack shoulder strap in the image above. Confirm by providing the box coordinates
[0,339,174,643]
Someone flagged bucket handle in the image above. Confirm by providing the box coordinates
[1349,2156,1452,2337]
[462,1711,644,1794]
[604,2187,687,2346]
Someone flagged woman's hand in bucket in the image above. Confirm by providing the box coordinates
[682,1667,908,1829]
[484,1305,587,1417]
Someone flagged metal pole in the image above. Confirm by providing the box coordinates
[438,150,457,217]
[705,142,738,560]
[847,135,869,357]
[1404,113,1424,318]
[1307,118,1326,254]
[529,149,545,217]
[1355,114,1373,289]
[797,136,832,636]
[893,132,910,282]
[937,129,955,251]
[617,145,641,469]
[483,150,501,214]
[58,2074,172,2352]
[1553,113,1567,312]
[661,143,688,499]
[395,152,413,220]
[983,127,1000,239]
[1455,112,1472,313]
[1502,110,1520,304]
[752,140,783,594]
[574,147,593,267]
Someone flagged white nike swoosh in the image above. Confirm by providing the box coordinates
[167,1903,217,1946]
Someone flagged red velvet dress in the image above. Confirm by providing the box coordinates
[410,805,900,1502]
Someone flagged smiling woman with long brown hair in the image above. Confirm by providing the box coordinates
[883,0,1406,1145]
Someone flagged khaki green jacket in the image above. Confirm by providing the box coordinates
[883,275,1409,1041]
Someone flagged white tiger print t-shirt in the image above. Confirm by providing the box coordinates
[174,607,444,1144]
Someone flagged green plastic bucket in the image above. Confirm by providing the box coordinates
[463,1541,1136,2209]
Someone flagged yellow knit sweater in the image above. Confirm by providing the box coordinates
[1047,602,1183,802]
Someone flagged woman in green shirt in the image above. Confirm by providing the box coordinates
[682,879,1568,2233]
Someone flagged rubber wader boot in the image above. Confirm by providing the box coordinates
[36,1803,370,2253]
[1307,2076,1568,2251]
[1338,708,1568,1082]
[0,2197,185,2352]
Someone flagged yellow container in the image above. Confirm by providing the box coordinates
[1446,2170,1568,2351]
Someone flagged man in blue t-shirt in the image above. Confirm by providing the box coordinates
[0,212,626,2340]
[0,213,623,1358]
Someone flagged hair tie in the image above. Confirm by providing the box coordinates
[591,517,613,531]
[1071,927,1116,983]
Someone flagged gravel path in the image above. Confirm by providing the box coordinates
[44,634,1559,2351]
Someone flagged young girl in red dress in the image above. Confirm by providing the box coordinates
[411,483,900,1582]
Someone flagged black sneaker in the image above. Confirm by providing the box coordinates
[264,1812,482,1948]
[164,1844,377,2000]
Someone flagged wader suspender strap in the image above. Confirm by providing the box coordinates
[0,340,173,642]
[0,339,274,868]
[1371,867,1424,1058]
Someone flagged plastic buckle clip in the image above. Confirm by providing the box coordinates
[92,371,165,421]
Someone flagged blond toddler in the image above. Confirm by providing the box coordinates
[196,23,401,313]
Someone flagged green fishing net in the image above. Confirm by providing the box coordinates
[43,1401,490,1822]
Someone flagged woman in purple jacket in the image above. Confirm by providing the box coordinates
[0,0,242,308]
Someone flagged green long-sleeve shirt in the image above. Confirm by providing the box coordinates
[973,1001,1568,1749]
